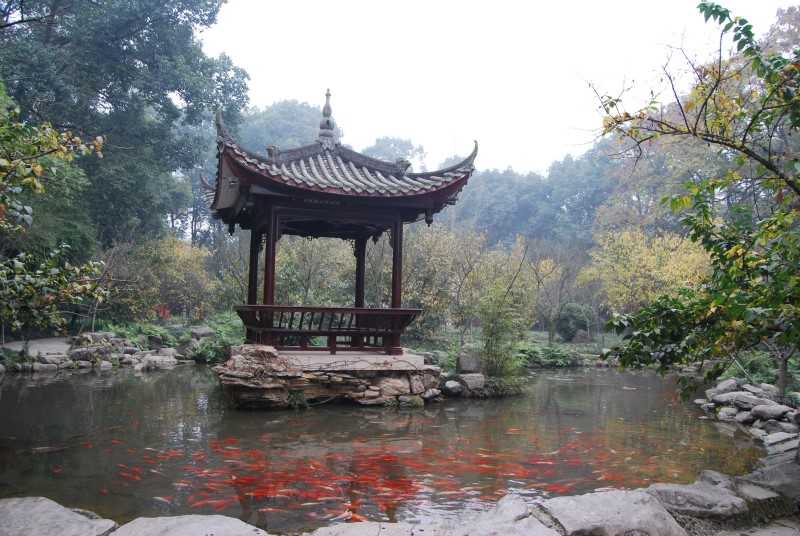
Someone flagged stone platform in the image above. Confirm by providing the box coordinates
[213,344,441,409]
[278,349,424,371]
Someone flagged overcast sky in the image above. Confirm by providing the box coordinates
[202,1,796,174]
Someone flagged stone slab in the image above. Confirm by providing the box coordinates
[0,496,117,536]
[646,481,747,518]
[309,522,443,536]
[280,350,425,371]
[113,515,268,536]
[542,490,687,536]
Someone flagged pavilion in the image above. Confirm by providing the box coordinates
[210,90,477,356]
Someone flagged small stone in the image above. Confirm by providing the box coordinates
[442,380,463,396]
[32,362,58,373]
[76,360,93,369]
[421,388,441,400]
[718,407,738,421]
[701,403,716,412]
[751,404,792,420]
[748,427,767,439]
[121,346,139,355]
[0,364,5,375]
[693,398,707,405]
[356,396,390,406]
[98,361,113,370]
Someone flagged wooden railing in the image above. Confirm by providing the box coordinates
[235,305,421,355]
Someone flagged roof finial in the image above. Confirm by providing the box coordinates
[318,88,338,149]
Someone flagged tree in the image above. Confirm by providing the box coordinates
[0,0,249,245]
[579,228,710,313]
[0,81,106,340]
[362,137,425,166]
[602,2,800,396]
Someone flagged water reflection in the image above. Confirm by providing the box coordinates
[0,367,761,533]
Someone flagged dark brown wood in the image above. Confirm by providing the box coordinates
[354,237,366,308]
[235,305,420,355]
[247,229,261,305]
[389,219,403,355]
[391,219,403,308]
[263,206,276,305]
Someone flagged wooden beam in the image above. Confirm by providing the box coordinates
[247,229,261,305]
[354,237,366,308]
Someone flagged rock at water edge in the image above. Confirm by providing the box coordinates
[0,497,117,536]
[751,404,792,420]
[112,515,268,536]
[646,480,747,518]
[542,490,687,536]
[458,373,486,391]
[443,380,463,396]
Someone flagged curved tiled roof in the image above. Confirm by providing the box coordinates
[216,113,477,199]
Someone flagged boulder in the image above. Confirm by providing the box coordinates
[778,422,799,434]
[718,407,738,421]
[457,352,482,373]
[309,522,439,536]
[646,479,747,518]
[190,326,215,340]
[37,353,67,365]
[142,355,178,371]
[112,515,268,536]
[710,391,747,405]
[155,347,177,357]
[543,490,687,536]
[763,420,785,434]
[449,494,559,536]
[376,376,410,396]
[751,404,792,420]
[76,360,93,369]
[734,411,755,425]
[759,383,780,398]
[706,378,739,401]
[98,361,113,370]
[0,496,117,536]
[733,393,776,410]
[442,380,464,396]
[458,373,486,391]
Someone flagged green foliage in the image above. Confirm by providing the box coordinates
[719,351,800,391]
[555,303,592,342]
[604,3,800,396]
[0,0,249,246]
[478,284,526,377]
[515,341,581,368]
[106,322,180,349]
[190,312,244,364]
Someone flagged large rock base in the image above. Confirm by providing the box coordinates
[214,345,441,409]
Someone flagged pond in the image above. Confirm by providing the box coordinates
[0,366,762,534]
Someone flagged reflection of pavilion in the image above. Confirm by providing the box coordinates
[210,90,476,357]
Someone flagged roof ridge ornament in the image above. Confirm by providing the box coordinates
[318,88,339,150]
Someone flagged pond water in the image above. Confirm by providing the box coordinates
[0,366,762,533]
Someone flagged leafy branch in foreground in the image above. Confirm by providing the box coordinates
[602,2,800,396]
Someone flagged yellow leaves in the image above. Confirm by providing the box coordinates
[581,228,711,313]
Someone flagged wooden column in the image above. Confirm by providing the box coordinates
[391,220,403,308]
[389,219,403,355]
[262,206,277,305]
[354,237,366,308]
[247,229,261,305]
[262,207,277,346]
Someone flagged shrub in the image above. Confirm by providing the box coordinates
[188,312,244,364]
[516,341,581,368]
[555,303,592,342]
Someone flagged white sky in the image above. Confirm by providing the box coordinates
[202,0,796,174]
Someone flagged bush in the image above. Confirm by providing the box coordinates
[188,312,244,364]
[516,341,581,368]
[720,350,799,392]
[556,303,592,342]
[105,322,186,349]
